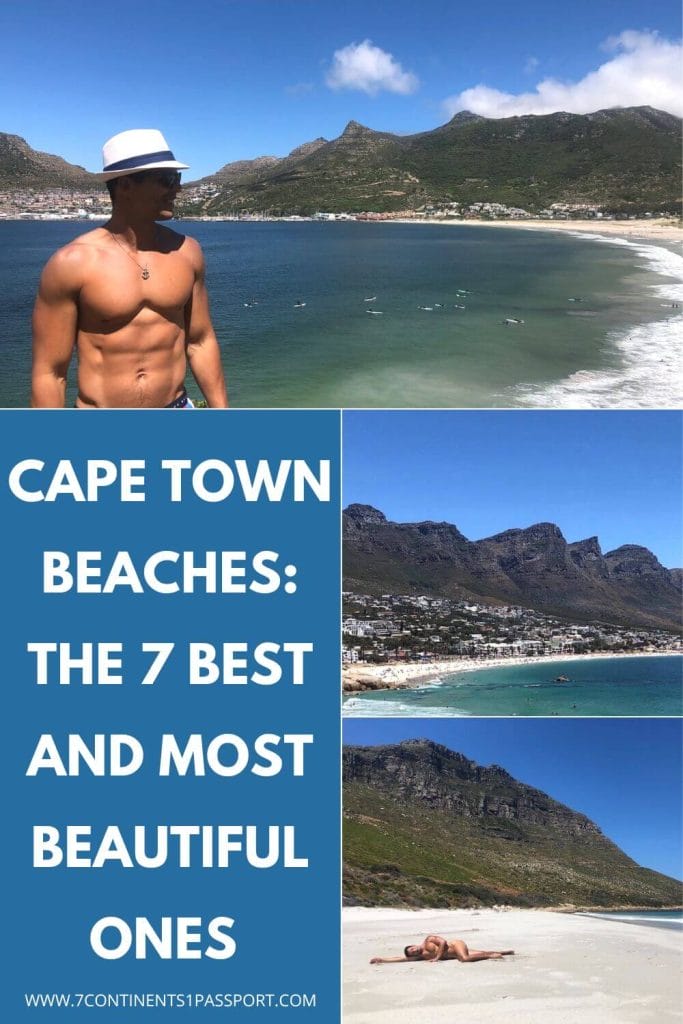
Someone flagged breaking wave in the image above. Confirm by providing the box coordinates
[342,695,471,717]
[512,234,683,408]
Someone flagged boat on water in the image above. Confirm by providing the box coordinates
[554,674,570,683]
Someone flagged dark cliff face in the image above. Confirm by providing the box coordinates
[604,545,670,579]
[343,740,683,909]
[344,503,389,528]
[478,523,574,578]
[343,740,601,837]
[342,505,682,631]
[568,537,608,577]
[344,506,472,594]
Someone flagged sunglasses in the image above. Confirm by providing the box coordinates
[134,170,182,187]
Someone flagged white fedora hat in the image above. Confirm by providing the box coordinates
[97,128,189,180]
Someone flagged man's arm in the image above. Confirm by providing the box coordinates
[423,935,448,961]
[31,249,80,407]
[369,956,413,964]
[185,239,228,408]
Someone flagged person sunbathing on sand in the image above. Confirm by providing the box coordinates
[370,934,514,964]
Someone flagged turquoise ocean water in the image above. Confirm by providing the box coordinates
[1,220,681,408]
[579,910,682,931]
[342,655,683,717]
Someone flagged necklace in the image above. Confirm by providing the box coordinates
[109,231,152,279]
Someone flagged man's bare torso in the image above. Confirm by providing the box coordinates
[68,226,195,408]
[422,937,459,960]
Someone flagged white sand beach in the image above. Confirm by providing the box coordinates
[427,217,683,243]
[342,650,679,693]
[343,907,682,1024]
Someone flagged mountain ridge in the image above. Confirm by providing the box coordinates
[343,739,683,908]
[343,504,682,631]
[4,105,679,214]
[0,133,96,189]
[188,105,682,215]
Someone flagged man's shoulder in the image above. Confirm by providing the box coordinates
[40,230,109,292]
[159,225,201,249]
[49,229,111,269]
[159,226,204,268]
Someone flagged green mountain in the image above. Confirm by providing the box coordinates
[182,106,681,216]
[344,740,682,909]
[208,138,328,186]
[3,108,680,213]
[0,133,97,189]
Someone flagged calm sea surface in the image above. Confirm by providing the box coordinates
[342,655,683,717]
[579,910,683,931]
[1,220,681,408]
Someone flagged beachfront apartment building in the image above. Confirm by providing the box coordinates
[343,618,403,638]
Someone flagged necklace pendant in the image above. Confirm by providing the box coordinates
[142,268,150,280]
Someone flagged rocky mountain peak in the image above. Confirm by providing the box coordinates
[567,536,609,577]
[343,507,681,630]
[604,545,668,578]
[0,133,31,154]
[337,120,386,145]
[287,138,328,159]
[446,110,486,125]
[486,522,564,542]
[344,503,387,526]
[341,120,372,135]
[570,536,602,556]
[344,740,602,837]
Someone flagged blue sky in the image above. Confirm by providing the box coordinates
[342,411,683,567]
[343,718,683,879]
[1,0,680,179]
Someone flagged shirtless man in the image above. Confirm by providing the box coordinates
[31,129,228,409]
[370,934,514,964]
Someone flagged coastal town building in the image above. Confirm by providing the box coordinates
[2,187,677,224]
[342,591,681,666]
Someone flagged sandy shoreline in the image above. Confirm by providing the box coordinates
[10,214,682,244]
[343,907,682,1023]
[342,650,680,693]
[394,217,683,243]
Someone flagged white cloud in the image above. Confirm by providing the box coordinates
[326,40,419,96]
[443,31,683,118]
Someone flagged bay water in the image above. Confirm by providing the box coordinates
[342,655,683,717]
[1,220,681,408]
[579,909,682,931]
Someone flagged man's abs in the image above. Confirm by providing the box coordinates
[75,316,188,408]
